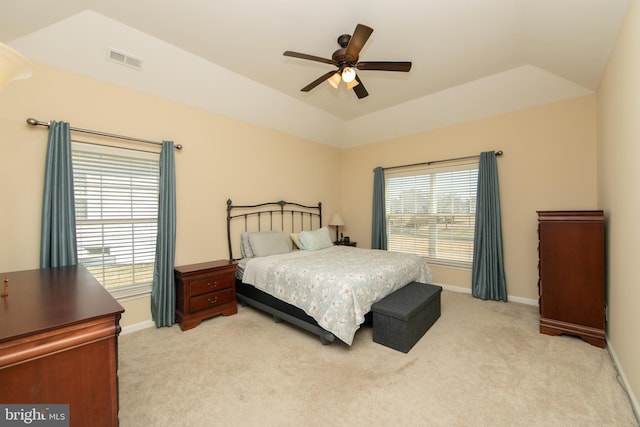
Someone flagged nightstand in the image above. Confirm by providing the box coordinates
[334,241,357,247]
[174,260,237,331]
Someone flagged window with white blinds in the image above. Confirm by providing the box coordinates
[72,142,160,298]
[385,160,479,268]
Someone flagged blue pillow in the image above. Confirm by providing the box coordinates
[298,227,333,251]
[248,231,291,257]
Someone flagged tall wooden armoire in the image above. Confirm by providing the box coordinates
[537,210,605,348]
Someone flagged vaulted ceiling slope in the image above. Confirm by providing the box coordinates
[0,0,628,148]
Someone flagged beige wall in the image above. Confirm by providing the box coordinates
[598,0,640,415]
[341,95,598,302]
[0,63,341,327]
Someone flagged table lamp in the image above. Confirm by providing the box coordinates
[329,213,344,242]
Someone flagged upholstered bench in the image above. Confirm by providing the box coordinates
[371,282,442,353]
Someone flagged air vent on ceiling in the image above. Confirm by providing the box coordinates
[107,48,143,70]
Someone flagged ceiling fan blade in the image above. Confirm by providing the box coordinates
[301,70,340,92]
[356,61,412,72]
[283,51,335,65]
[352,75,369,99]
[345,24,374,62]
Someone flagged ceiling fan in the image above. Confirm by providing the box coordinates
[283,24,412,99]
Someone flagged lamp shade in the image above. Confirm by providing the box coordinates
[329,213,344,226]
[346,79,360,90]
[341,67,356,83]
[327,72,341,89]
[0,43,32,90]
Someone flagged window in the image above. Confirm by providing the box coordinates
[385,160,479,268]
[72,142,160,298]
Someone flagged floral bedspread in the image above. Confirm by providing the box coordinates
[241,246,432,345]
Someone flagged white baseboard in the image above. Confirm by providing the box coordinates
[607,339,640,424]
[437,283,538,306]
[437,283,471,294]
[507,294,538,306]
[121,320,155,335]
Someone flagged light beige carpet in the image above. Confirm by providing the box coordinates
[118,291,637,426]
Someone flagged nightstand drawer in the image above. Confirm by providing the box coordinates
[190,288,234,313]
[189,273,234,297]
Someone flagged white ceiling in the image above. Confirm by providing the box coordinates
[0,0,629,148]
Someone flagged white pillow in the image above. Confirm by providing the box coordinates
[298,227,333,251]
[290,233,303,249]
[248,231,291,257]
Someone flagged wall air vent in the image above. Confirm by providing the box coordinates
[107,48,143,70]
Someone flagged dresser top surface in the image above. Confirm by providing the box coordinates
[537,210,604,221]
[174,259,236,274]
[0,265,124,341]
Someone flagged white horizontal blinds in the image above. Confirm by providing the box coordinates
[72,142,160,296]
[385,160,479,268]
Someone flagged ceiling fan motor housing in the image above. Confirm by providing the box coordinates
[332,48,353,69]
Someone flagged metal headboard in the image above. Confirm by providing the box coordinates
[226,199,322,261]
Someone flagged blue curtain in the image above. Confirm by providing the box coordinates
[371,166,387,250]
[40,121,78,268]
[151,141,177,327]
[472,151,507,301]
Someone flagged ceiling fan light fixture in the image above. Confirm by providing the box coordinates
[327,72,341,89]
[341,67,356,83]
[346,79,359,90]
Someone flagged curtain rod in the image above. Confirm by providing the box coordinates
[25,118,182,150]
[381,150,502,171]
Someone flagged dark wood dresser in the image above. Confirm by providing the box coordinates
[174,260,237,331]
[537,210,605,348]
[0,265,124,426]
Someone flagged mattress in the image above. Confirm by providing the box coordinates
[239,246,431,345]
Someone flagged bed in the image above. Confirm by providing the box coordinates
[227,199,432,345]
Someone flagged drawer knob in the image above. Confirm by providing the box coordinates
[208,281,218,288]
[207,296,218,304]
